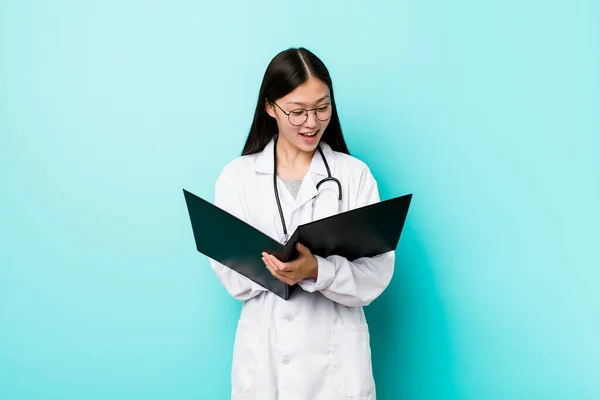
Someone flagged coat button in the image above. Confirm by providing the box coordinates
[283,314,294,322]
[281,356,291,365]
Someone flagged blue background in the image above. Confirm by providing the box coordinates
[1,1,599,399]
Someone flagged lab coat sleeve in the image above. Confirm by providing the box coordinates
[298,170,395,307]
[207,170,268,302]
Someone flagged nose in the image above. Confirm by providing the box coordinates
[303,110,318,128]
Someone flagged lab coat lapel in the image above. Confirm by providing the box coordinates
[255,137,296,207]
[275,176,297,210]
[296,142,339,222]
[255,137,296,241]
[295,142,330,210]
[295,175,318,210]
[255,137,339,223]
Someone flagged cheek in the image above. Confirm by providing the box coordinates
[278,120,299,138]
[275,117,290,133]
[319,120,331,134]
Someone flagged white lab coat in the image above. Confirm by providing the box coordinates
[209,136,395,400]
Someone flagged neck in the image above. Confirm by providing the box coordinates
[275,135,316,179]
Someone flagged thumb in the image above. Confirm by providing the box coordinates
[296,242,308,253]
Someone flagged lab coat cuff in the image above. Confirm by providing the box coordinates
[299,255,335,292]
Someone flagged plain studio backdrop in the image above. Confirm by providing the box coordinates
[1,1,599,399]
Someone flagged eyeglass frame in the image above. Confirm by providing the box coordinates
[271,101,333,126]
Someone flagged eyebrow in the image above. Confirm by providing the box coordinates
[286,95,330,106]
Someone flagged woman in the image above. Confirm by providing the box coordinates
[209,47,394,400]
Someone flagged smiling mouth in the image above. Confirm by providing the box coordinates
[300,130,318,137]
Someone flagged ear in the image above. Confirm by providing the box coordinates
[265,100,276,119]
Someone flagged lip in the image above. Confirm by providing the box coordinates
[299,129,319,143]
[299,130,319,136]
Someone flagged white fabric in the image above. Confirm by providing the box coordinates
[209,136,395,400]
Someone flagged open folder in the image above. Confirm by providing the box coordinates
[183,189,412,300]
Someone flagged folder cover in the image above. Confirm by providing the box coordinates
[183,189,412,300]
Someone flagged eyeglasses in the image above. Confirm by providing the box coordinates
[272,101,333,126]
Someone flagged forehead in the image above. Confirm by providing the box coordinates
[282,78,330,106]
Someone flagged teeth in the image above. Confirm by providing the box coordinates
[301,131,317,137]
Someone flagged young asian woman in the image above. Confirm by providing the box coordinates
[208,47,394,400]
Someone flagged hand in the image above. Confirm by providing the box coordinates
[262,242,318,286]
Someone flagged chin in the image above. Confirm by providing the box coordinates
[299,140,320,153]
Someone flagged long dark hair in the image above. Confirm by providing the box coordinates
[242,47,350,156]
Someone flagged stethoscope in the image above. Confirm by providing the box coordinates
[273,135,342,242]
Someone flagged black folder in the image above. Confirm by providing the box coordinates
[183,189,412,300]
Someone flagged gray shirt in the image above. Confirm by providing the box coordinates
[281,178,303,200]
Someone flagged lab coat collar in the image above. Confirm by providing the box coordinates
[255,135,336,213]
[254,135,335,179]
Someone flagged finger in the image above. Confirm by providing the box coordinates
[268,259,296,284]
[264,258,292,284]
[264,256,279,276]
[262,253,282,271]
[296,242,308,254]
[268,254,288,272]
[263,255,277,272]
[264,256,290,277]
[275,259,295,274]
